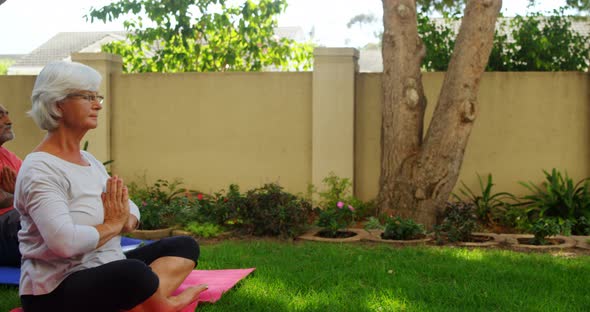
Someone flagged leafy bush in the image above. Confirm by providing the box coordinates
[453,173,515,226]
[436,202,477,243]
[364,216,384,231]
[129,179,197,230]
[312,172,378,237]
[573,216,590,235]
[415,8,590,71]
[198,184,246,226]
[417,11,457,71]
[0,59,14,75]
[519,169,590,234]
[317,201,357,238]
[382,216,425,240]
[490,9,590,71]
[530,219,562,245]
[184,222,224,238]
[239,183,313,238]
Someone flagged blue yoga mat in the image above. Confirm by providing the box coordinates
[0,236,150,286]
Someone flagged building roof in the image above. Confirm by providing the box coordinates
[12,31,126,67]
[0,54,24,60]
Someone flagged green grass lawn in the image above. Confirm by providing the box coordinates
[2,241,589,311]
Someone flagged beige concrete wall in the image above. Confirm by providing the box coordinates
[110,72,312,195]
[2,67,589,201]
[312,48,358,195]
[355,72,590,200]
[0,75,45,158]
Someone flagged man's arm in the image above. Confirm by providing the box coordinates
[0,189,13,208]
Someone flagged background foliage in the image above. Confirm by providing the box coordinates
[350,4,590,71]
[88,0,313,73]
[0,59,13,75]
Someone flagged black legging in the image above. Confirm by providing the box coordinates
[21,236,200,312]
[0,209,21,266]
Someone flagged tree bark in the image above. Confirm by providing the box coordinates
[378,0,502,229]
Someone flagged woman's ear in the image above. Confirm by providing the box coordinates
[56,100,64,112]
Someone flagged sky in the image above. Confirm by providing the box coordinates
[0,0,573,55]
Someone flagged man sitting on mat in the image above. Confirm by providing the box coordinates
[0,103,23,267]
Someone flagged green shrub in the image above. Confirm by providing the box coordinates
[453,173,515,226]
[382,216,425,240]
[198,184,246,226]
[364,216,384,231]
[240,183,313,238]
[312,172,378,237]
[519,169,590,234]
[436,202,477,242]
[184,222,224,238]
[0,59,13,75]
[129,178,196,230]
[316,173,374,218]
[573,216,590,235]
[530,219,562,245]
[316,201,357,237]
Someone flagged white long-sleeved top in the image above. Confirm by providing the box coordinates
[14,151,140,295]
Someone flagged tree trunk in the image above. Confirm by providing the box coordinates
[378,0,502,229]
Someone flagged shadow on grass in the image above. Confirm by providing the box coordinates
[0,285,19,312]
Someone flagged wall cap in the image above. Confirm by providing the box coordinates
[314,47,359,58]
[71,52,123,64]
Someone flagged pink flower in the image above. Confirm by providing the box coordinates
[197,193,204,200]
[142,201,147,207]
[348,205,355,211]
[337,201,344,209]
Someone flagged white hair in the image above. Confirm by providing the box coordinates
[29,61,102,131]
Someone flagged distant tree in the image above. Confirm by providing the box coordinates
[87,0,313,73]
[417,12,458,71]
[347,13,378,28]
[0,60,14,75]
[349,4,589,71]
[529,0,590,13]
[489,8,590,71]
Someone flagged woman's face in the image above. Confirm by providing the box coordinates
[58,90,104,131]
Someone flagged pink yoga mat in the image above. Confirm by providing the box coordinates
[176,268,255,311]
[9,268,255,312]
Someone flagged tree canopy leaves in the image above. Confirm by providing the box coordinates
[87,0,313,73]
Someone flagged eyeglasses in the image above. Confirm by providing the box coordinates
[66,93,105,104]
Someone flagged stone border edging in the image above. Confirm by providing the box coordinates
[362,229,432,245]
[497,234,576,249]
[297,228,367,243]
[571,236,590,250]
[455,232,500,247]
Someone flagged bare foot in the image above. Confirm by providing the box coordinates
[169,284,208,311]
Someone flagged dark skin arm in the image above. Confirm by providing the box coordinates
[0,166,16,194]
[0,166,16,208]
[0,189,13,208]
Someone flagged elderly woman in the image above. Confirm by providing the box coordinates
[15,61,206,312]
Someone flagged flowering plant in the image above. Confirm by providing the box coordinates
[317,200,356,237]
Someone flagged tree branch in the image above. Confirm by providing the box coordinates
[381,0,428,177]
[422,0,502,161]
